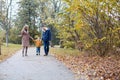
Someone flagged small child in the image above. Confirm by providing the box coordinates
[32,37,42,55]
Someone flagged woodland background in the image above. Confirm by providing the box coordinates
[0,0,120,79]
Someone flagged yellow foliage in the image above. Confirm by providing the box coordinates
[75,22,83,29]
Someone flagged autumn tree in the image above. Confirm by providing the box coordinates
[55,0,120,56]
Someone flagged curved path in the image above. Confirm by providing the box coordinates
[0,47,75,80]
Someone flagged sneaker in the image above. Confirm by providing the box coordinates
[36,54,38,55]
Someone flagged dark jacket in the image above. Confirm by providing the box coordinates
[42,29,51,41]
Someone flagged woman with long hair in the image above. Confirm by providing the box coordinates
[21,24,31,57]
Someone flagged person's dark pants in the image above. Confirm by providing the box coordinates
[43,41,49,55]
[36,47,40,55]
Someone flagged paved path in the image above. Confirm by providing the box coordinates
[0,47,75,80]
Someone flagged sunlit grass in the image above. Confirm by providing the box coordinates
[50,46,81,56]
[0,43,21,62]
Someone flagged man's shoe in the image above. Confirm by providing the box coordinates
[36,54,38,55]
[44,54,47,56]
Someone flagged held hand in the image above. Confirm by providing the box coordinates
[30,36,33,40]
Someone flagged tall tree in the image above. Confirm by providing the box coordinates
[16,0,39,39]
[0,0,13,46]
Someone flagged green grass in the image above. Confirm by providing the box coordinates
[50,47,81,56]
[0,43,21,62]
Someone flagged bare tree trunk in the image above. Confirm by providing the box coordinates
[5,0,12,47]
[6,31,8,46]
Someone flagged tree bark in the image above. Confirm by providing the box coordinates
[6,31,9,47]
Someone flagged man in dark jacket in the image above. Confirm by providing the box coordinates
[42,27,51,56]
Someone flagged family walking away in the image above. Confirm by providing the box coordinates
[20,25,51,57]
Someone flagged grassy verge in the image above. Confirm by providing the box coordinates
[0,43,21,62]
[50,47,120,80]
[50,47,81,56]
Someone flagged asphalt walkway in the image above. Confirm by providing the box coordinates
[0,47,75,80]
